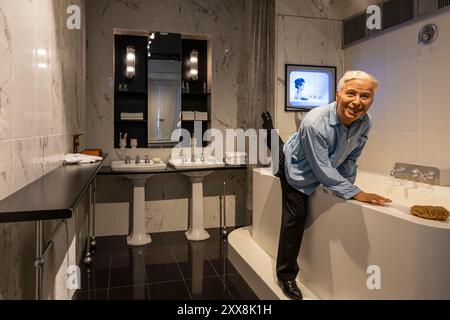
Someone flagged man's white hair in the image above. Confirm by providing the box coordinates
[337,70,379,92]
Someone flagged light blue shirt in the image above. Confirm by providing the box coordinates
[283,102,372,200]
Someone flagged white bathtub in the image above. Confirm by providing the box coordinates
[251,168,450,299]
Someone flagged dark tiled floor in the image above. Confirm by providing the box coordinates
[74,228,258,300]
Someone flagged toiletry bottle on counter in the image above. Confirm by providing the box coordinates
[130,138,138,149]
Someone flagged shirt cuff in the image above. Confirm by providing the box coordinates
[342,186,362,200]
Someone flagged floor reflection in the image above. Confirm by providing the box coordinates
[74,229,258,300]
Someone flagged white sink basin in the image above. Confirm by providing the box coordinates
[168,159,225,170]
[111,160,167,172]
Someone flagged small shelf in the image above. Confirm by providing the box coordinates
[115,90,147,95]
[0,156,107,223]
[182,92,210,96]
[115,120,147,122]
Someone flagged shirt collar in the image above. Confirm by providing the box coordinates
[329,102,340,126]
[329,101,369,126]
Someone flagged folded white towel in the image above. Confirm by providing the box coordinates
[195,111,208,121]
[182,111,195,121]
[64,153,103,165]
[120,113,144,120]
[121,117,144,120]
[121,112,144,117]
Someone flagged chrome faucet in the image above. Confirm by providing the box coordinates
[390,162,440,185]
[390,166,406,177]
[411,168,436,181]
[411,168,424,180]
[135,155,141,164]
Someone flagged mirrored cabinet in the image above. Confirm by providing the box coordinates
[114,32,148,148]
[113,30,210,148]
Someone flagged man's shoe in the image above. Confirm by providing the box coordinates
[277,280,303,300]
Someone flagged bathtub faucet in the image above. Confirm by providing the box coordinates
[389,166,406,177]
[390,162,441,185]
[411,168,436,182]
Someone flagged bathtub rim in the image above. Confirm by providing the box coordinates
[254,167,450,230]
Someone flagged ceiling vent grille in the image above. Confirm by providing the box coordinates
[438,0,450,9]
[382,0,415,30]
[343,0,450,48]
[343,13,367,46]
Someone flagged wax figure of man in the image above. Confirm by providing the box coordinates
[262,70,392,300]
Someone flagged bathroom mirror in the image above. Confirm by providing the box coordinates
[113,29,182,149]
[114,30,209,148]
[147,32,182,147]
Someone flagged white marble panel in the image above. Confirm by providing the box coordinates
[203,194,236,229]
[364,66,389,133]
[277,0,380,21]
[145,199,189,233]
[388,60,420,134]
[359,132,390,174]
[43,217,77,300]
[0,222,26,299]
[0,140,13,201]
[95,203,129,237]
[33,0,53,138]
[42,135,65,175]
[12,0,38,139]
[13,137,43,193]
[421,52,450,135]
[277,0,344,19]
[420,134,450,168]
[275,14,343,136]
[47,1,63,136]
[389,133,421,166]
[0,0,13,140]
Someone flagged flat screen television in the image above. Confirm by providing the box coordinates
[285,64,336,112]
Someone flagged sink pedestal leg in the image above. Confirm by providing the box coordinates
[127,177,152,246]
[185,175,210,241]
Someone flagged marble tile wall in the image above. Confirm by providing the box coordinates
[277,0,380,20]
[0,0,87,299]
[344,9,450,174]
[86,0,250,235]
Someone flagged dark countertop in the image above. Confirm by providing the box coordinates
[0,156,107,223]
[98,164,247,175]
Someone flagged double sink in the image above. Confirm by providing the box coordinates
[111,157,225,172]
[111,158,167,172]
[111,156,225,245]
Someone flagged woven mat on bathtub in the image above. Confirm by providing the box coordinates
[410,206,449,221]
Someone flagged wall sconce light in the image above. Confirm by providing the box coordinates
[126,46,136,79]
[188,50,199,81]
[147,32,155,58]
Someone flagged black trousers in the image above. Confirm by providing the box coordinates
[274,141,309,281]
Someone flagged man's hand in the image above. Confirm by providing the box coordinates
[352,192,392,206]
